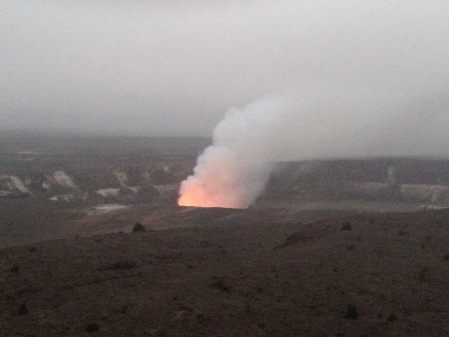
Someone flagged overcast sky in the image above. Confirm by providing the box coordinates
[1,1,449,136]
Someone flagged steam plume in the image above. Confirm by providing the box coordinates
[178,87,449,208]
[178,95,284,208]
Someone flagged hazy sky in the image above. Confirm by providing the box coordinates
[1,1,449,136]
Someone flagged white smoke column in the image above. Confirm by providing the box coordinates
[178,87,449,209]
[178,94,290,208]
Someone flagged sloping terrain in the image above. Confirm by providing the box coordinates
[1,208,449,336]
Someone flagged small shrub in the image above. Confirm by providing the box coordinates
[347,243,355,251]
[417,266,429,282]
[104,260,136,271]
[443,253,449,261]
[343,304,358,319]
[211,277,230,292]
[341,222,352,231]
[420,235,432,250]
[86,322,99,332]
[18,303,28,315]
[387,313,398,322]
[398,229,408,236]
[29,246,37,252]
[132,222,146,233]
[119,305,128,314]
[10,263,19,273]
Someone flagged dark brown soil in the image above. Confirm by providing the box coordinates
[1,208,449,336]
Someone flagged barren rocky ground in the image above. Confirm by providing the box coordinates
[1,207,449,336]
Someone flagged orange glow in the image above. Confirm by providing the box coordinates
[178,185,247,209]
[178,186,219,208]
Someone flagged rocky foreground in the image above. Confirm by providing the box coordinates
[1,209,449,336]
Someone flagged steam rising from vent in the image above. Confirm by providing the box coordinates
[178,95,285,208]
[178,88,449,209]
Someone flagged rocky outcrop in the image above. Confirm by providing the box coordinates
[0,165,184,205]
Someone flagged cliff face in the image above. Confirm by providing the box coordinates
[4,158,449,206]
[0,165,187,204]
[263,159,449,206]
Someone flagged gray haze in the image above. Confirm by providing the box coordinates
[2,1,449,136]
